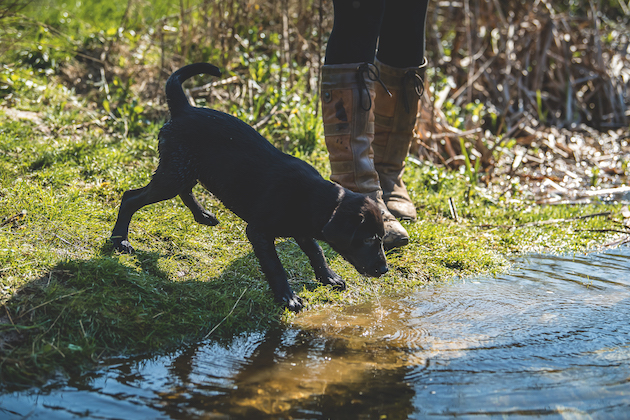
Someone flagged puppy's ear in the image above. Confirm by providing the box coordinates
[322,211,364,250]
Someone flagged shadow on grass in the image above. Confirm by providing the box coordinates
[0,238,338,388]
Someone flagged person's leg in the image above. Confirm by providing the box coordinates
[324,0,385,65]
[376,0,429,68]
[372,0,430,221]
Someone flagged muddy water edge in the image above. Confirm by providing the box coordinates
[2,247,630,419]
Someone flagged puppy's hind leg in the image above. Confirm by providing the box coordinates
[295,237,346,290]
[110,173,182,253]
[180,189,219,226]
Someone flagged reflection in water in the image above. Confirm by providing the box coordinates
[2,248,630,419]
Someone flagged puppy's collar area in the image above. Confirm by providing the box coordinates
[321,187,346,235]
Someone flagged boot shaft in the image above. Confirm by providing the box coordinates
[372,59,426,221]
[372,58,427,171]
[320,63,380,194]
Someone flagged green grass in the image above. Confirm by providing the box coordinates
[1,19,626,387]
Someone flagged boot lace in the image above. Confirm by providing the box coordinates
[401,57,428,114]
[356,63,391,111]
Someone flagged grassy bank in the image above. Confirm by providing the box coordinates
[0,71,623,386]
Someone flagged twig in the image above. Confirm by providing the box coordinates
[47,340,65,358]
[580,186,630,197]
[574,228,630,234]
[477,211,612,229]
[4,305,18,333]
[491,0,507,25]
[1,209,27,227]
[119,0,133,32]
[429,127,482,139]
[79,319,87,338]
[53,233,73,247]
[464,0,474,104]
[252,104,280,130]
[188,76,240,93]
[16,289,88,319]
[416,140,449,166]
[203,287,247,339]
[603,235,630,248]
[41,306,67,337]
[448,197,460,223]
[449,56,495,102]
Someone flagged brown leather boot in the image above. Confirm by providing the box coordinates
[321,63,408,250]
[372,58,427,221]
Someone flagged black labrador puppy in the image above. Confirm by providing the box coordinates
[110,63,388,311]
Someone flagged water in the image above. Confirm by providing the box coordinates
[2,248,630,419]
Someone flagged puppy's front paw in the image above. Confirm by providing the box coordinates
[196,210,219,226]
[278,292,304,312]
[111,237,134,254]
[320,272,347,291]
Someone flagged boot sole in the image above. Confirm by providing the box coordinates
[384,236,409,251]
[384,200,417,222]
[388,209,417,222]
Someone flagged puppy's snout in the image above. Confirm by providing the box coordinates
[376,263,388,276]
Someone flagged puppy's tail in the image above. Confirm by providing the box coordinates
[165,63,222,118]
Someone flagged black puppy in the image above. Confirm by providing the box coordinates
[110,63,388,311]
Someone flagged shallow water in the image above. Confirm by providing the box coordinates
[2,247,630,419]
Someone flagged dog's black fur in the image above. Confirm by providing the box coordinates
[110,63,388,311]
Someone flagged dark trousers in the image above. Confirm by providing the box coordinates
[325,0,429,68]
